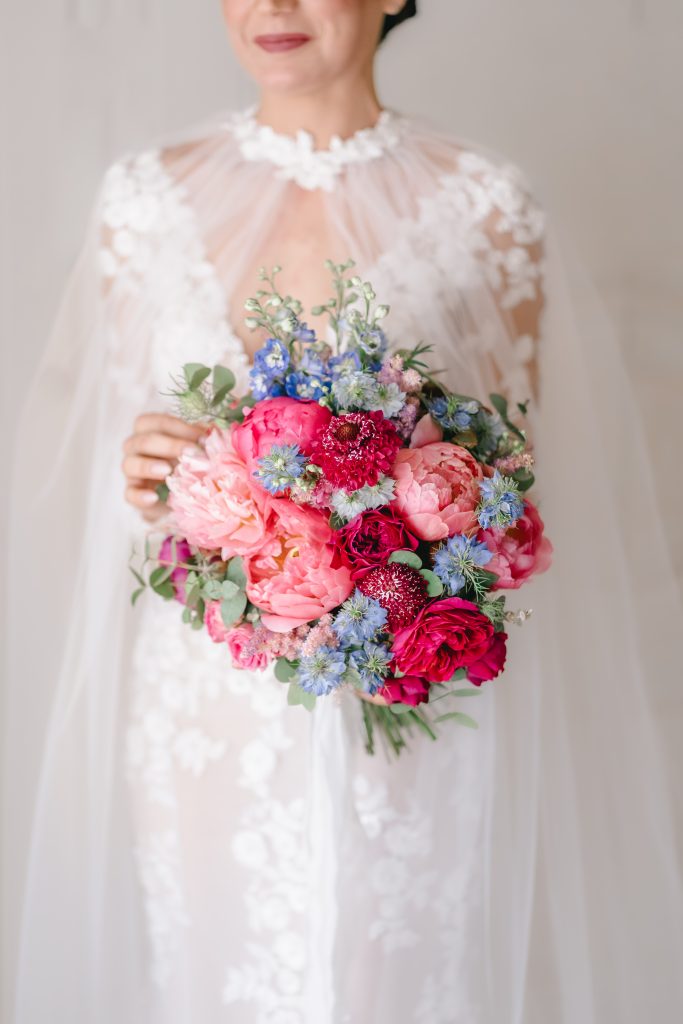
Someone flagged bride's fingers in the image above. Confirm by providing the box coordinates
[125,482,162,509]
[122,454,174,482]
[133,413,206,441]
[123,431,202,461]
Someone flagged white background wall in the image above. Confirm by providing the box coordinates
[2,0,681,578]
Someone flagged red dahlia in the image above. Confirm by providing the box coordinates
[310,411,401,490]
[357,562,429,631]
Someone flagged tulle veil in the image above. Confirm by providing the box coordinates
[2,103,682,1023]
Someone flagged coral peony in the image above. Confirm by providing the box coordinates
[231,396,332,476]
[391,596,498,683]
[158,536,193,604]
[168,428,270,560]
[478,499,553,589]
[390,442,484,541]
[309,410,401,490]
[329,507,419,580]
[245,498,353,630]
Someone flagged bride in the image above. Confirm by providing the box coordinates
[5,1,683,1022]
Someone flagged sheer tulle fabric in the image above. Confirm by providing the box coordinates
[3,106,682,1023]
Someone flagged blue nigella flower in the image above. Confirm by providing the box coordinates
[332,590,388,647]
[474,409,505,457]
[428,396,481,431]
[477,470,525,529]
[331,371,379,411]
[433,533,494,595]
[254,443,307,494]
[296,647,347,696]
[349,642,392,694]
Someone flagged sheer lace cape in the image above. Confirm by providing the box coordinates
[3,104,682,1022]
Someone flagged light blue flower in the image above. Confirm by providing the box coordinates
[349,642,392,694]
[354,327,388,360]
[428,396,481,431]
[330,476,396,521]
[249,368,285,401]
[328,351,361,378]
[332,591,388,647]
[331,371,379,411]
[284,371,331,401]
[477,470,525,529]
[474,409,505,457]
[366,381,405,418]
[254,444,307,494]
[296,647,347,696]
[292,320,317,344]
[433,533,494,594]
[253,337,290,375]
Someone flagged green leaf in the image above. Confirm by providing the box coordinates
[131,586,145,607]
[419,569,444,596]
[388,549,423,569]
[434,711,479,729]
[155,481,170,503]
[450,687,482,698]
[150,565,174,589]
[489,392,526,442]
[201,578,224,600]
[129,566,146,588]
[287,682,316,711]
[389,703,415,715]
[213,365,236,393]
[220,591,247,627]
[226,557,247,589]
[183,363,211,390]
[220,580,240,600]
[274,658,297,683]
[155,581,175,601]
[509,467,535,493]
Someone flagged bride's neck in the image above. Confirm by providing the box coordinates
[254,81,384,146]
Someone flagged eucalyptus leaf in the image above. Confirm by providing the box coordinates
[220,580,240,600]
[275,658,297,683]
[388,550,423,570]
[450,688,482,698]
[212,365,236,393]
[129,567,146,588]
[155,581,175,601]
[419,569,444,596]
[131,587,145,607]
[489,392,525,442]
[220,591,247,627]
[150,565,173,588]
[183,362,206,386]
[155,482,170,503]
[201,579,224,600]
[287,683,316,711]
[434,711,479,729]
[226,557,247,589]
[185,364,212,391]
[389,703,415,715]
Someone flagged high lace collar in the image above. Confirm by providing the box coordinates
[225,104,403,191]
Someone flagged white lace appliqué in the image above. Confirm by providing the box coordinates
[226,104,402,192]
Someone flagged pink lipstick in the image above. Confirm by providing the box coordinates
[255,33,311,53]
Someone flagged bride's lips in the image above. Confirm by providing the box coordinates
[254,33,311,53]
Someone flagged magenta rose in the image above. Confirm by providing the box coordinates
[231,396,332,477]
[380,675,430,706]
[391,596,496,683]
[390,442,484,541]
[158,536,193,604]
[478,499,553,589]
[329,507,419,580]
[466,630,507,686]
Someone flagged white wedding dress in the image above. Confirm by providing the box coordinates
[4,105,683,1024]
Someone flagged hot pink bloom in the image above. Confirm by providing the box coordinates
[379,675,430,706]
[390,441,483,541]
[225,623,273,671]
[466,630,507,686]
[329,507,419,580]
[158,536,193,604]
[391,596,498,684]
[231,396,332,475]
[245,499,353,630]
[168,428,270,560]
[478,500,553,589]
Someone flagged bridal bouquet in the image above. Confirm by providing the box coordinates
[131,260,552,756]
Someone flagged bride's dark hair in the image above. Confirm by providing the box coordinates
[380,0,417,43]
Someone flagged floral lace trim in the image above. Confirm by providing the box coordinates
[224,104,403,191]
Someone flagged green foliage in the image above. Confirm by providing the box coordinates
[489,392,526,442]
[220,591,247,627]
[226,557,247,589]
[388,549,423,569]
[275,658,297,683]
[419,568,444,596]
[287,682,316,711]
[433,710,479,729]
[155,482,170,503]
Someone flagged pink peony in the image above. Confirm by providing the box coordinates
[231,396,332,476]
[225,623,272,671]
[379,675,430,706]
[409,413,443,448]
[204,600,233,644]
[167,428,270,560]
[245,498,353,630]
[390,442,484,541]
[391,596,497,683]
[158,536,193,604]
[478,500,553,589]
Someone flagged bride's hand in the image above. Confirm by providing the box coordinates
[355,690,388,707]
[122,413,205,522]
